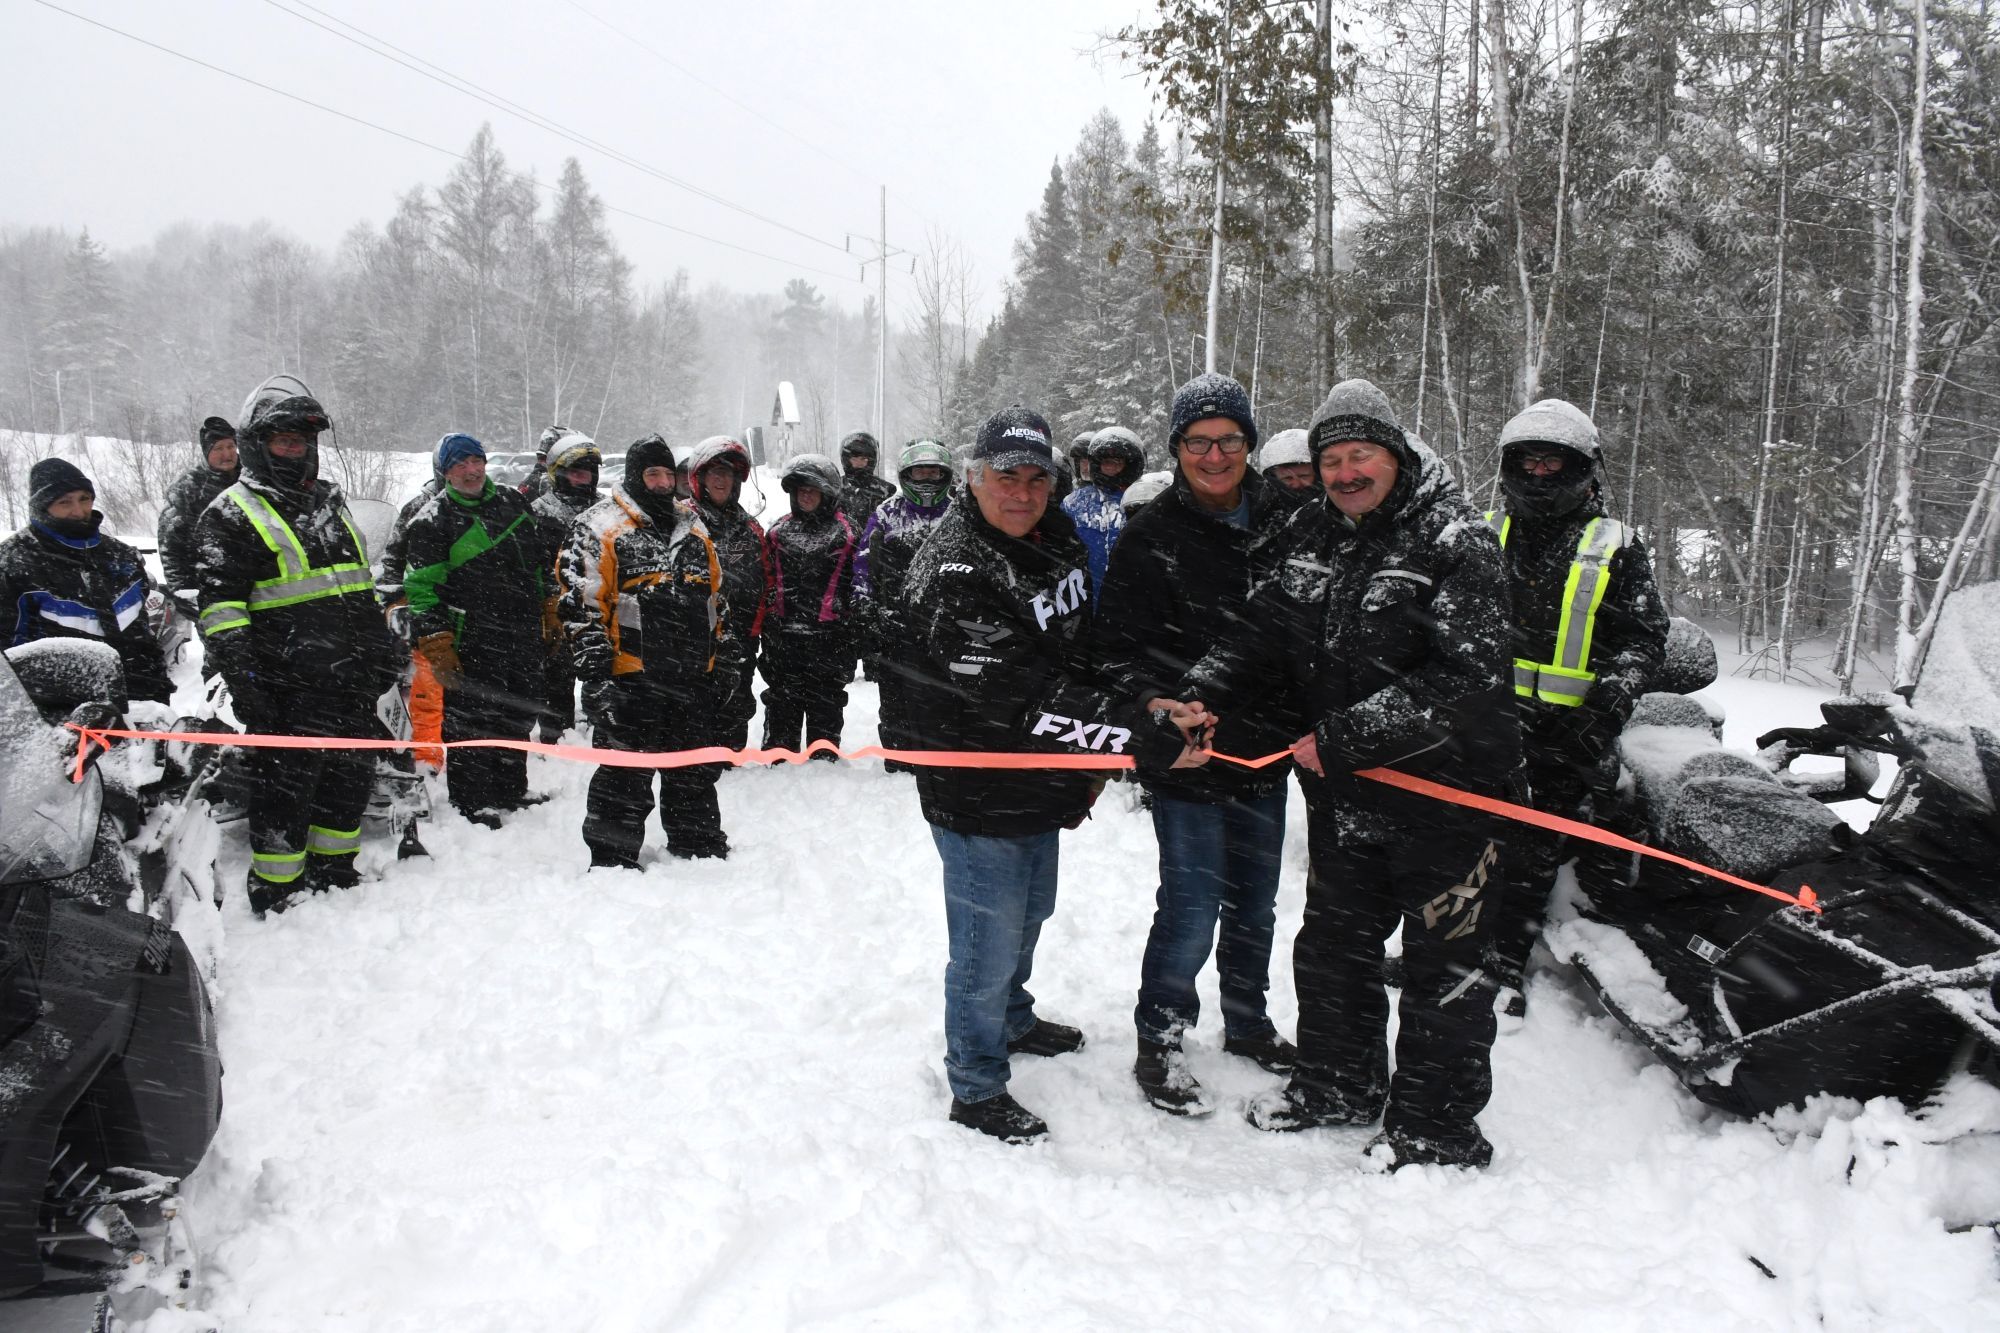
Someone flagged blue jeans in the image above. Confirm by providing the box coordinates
[931,824,1060,1104]
[1134,789,1287,1046]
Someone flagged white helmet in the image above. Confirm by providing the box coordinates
[1257,428,1311,472]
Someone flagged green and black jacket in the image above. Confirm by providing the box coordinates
[402,481,548,655]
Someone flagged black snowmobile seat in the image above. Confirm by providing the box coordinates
[1662,776,1852,883]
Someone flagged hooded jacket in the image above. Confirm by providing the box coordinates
[0,514,171,704]
[902,491,1184,836]
[1096,469,1299,804]
[1186,438,1520,844]
[558,485,723,690]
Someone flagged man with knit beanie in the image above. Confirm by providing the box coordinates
[157,416,239,612]
[1184,378,1521,1170]
[1485,399,1668,1013]
[401,432,552,826]
[0,457,172,703]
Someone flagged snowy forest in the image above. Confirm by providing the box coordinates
[2,0,1996,693]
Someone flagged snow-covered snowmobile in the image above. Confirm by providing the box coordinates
[0,642,221,1327]
[1550,616,2000,1119]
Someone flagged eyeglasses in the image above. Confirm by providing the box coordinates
[1515,451,1567,476]
[1180,433,1249,457]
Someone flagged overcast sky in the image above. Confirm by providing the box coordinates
[4,0,1162,321]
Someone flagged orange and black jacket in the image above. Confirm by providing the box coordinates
[557,486,723,684]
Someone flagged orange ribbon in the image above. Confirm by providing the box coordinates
[68,724,1820,914]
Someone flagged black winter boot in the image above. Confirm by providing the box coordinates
[246,878,301,920]
[1364,1125,1493,1171]
[1223,1032,1298,1074]
[1007,1019,1085,1058]
[949,1092,1048,1145]
[1245,1079,1383,1133]
[1134,1039,1217,1117]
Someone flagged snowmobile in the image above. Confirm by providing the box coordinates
[1550,617,2000,1120]
[0,641,222,1327]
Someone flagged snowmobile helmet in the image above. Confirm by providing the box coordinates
[1499,398,1601,519]
[897,439,954,506]
[780,453,843,517]
[1069,431,1097,477]
[1121,470,1173,516]
[547,431,602,500]
[537,423,571,457]
[237,373,329,490]
[688,435,752,510]
[838,431,880,477]
[1169,372,1259,452]
[1087,427,1146,493]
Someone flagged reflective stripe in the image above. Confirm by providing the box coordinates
[200,600,251,637]
[306,824,362,857]
[1490,511,1627,707]
[251,848,306,885]
[223,485,373,614]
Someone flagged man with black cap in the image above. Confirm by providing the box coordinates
[836,431,896,525]
[157,416,239,614]
[559,435,729,866]
[530,428,603,740]
[402,431,553,826]
[0,457,172,704]
[903,403,1216,1145]
[1097,372,1303,1117]
[1486,399,1668,1012]
[195,375,401,914]
[1184,378,1520,1170]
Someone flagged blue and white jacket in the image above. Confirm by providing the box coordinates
[0,513,171,702]
[1060,482,1128,601]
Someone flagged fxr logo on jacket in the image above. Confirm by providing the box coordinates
[1030,711,1131,753]
[1030,568,1087,630]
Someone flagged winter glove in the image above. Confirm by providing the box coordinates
[1556,681,1635,764]
[416,632,463,688]
[582,679,619,733]
[60,699,123,769]
[224,676,274,735]
[541,596,563,649]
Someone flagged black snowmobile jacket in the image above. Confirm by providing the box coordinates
[156,462,238,598]
[558,487,723,689]
[375,478,442,607]
[694,496,768,717]
[401,481,549,658]
[904,494,1186,837]
[1096,469,1300,805]
[194,475,400,733]
[0,516,171,704]
[762,506,860,670]
[1185,443,1521,844]
[1496,497,1670,790]
[861,497,950,653]
[531,484,598,565]
[840,472,896,527]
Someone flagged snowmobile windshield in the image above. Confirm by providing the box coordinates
[0,651,103,884]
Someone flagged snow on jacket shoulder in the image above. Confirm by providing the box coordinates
[558,487,721,684]
[1060,483,1126,600]
[0,518,171,703]
[1096,470,1300,803]
[157,463,236,596]
[1186,443,1520,842]
[903,495,1182,837]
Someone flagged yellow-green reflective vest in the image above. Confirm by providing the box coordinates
[198,484,373,640]
[1484,510,1627,707]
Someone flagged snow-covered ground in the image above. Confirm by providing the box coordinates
[160,653,2000,1331]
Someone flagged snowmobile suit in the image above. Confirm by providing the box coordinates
[1485,500,1668,981]
[531,481,598,737]
[0,516,171,704]
[1060,482,1128,602]
[856,494,949,752]
[1186,386,1520,1149]
[157,462,237,604]
[195,474,399,896]
[376,478,445,769]
[403,480,550,818]
[760,503,859,753]
[559,485,726,862]
[692,492,767,747]
[1096,469,1302,1049]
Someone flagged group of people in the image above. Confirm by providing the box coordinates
[0,362,1668,1171]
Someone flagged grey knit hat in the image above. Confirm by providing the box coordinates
[1306,379,1410,465]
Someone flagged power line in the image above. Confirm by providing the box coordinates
[560,0,942,240]
[260,0,854,257]
[25,0,859,283]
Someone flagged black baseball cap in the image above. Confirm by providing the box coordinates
[972,405,1056,475]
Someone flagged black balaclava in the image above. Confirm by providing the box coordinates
[625,434,680,525]
[1501,444,1598,521]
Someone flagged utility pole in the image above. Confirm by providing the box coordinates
[1204,11,1232,375]
[846,186,910,451]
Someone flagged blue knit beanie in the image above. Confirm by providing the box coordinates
[435,432,486,475]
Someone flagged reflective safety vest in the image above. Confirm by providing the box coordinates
[199,484,374,639]
[1485,510,1627,707]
